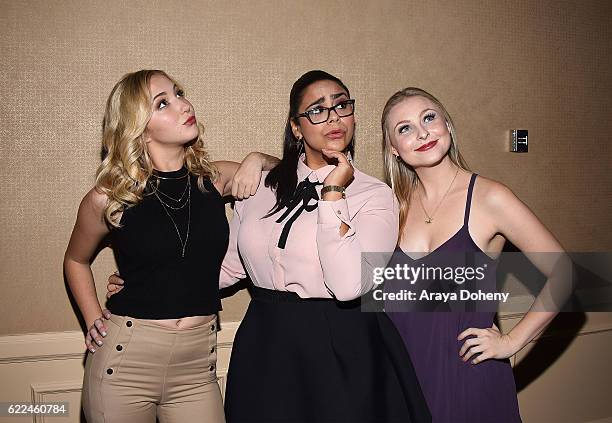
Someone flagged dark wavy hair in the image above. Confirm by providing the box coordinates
[264,70,355,216]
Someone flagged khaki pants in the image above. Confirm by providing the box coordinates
[82,314,224,423]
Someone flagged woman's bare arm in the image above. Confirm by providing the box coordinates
[63,188,110,351]
[213,152,279,198]
[459,180,566,364]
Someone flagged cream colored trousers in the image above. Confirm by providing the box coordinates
[82,314,224,423]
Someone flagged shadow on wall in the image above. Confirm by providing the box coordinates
[497,242,587,393]
[513,312,586,392]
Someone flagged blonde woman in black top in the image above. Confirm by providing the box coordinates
[64,70,277,423]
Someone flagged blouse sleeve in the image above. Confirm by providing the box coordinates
[219,201,247,288]
[316,187,399,301]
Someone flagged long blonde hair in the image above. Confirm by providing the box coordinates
[381,87,470,241]
[95,69,218,227]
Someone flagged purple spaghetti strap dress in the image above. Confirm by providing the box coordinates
[386,174,522,422]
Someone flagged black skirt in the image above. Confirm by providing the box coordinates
[224,287,431,423]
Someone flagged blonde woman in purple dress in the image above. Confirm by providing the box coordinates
[381,87,566,422]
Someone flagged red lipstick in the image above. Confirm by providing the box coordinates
[415,140,438,152]
[184,116,196,126]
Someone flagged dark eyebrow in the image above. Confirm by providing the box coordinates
[305,96,325,110]
[153,85,177,101]
[304,92,348,110]
[331,92,348,100]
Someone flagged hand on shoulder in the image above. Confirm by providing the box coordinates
[214,158,266,200]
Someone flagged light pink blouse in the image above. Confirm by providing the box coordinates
[219,158,399,301]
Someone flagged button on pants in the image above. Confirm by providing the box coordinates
[82,314,224,423]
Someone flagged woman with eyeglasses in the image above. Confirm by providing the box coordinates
[63,69,278,423]
[219,70,431,422]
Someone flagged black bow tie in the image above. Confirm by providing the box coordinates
[276,177,323,249]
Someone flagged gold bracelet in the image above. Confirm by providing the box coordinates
[321,185,346,199]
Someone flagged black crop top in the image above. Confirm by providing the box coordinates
[106,167,229,319]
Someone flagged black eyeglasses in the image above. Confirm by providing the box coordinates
[294,99,355,125]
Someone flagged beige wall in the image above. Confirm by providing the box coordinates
[0,0,611,421]
[1,0,611,334]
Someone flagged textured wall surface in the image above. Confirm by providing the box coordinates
[1,0,611,335]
